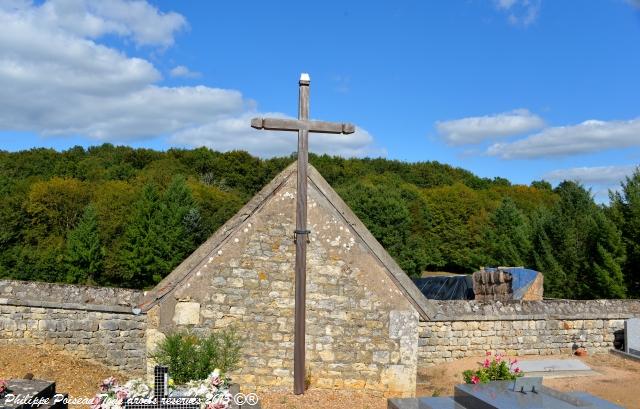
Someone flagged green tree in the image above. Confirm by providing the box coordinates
[117,184,164,287]
[64,205,105,284]
[609,168,640,296]
[532,182,626,299]
[483,198,532,267]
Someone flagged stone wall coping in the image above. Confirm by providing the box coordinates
[0,279,142,307]
[0,296,141,315]
[422,299,640,322]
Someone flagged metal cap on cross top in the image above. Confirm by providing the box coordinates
[250,74,356,395]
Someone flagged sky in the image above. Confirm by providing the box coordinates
[1,0,639,201]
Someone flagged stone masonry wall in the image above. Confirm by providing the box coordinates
[0,280,146,374]
[145,169,419,397]
[418,299,640,373]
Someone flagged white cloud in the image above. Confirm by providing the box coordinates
[627,0,640,9]
[544,165,638,185]
[436,109,544,145]
[0,1,381,157]
[3,0,187,47]
[170,65,201,79]
[488,117,640,159]
[171,112,385,158]
[494,0,541,26]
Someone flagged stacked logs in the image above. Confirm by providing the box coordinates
[472,267,513,301]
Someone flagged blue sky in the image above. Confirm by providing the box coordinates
[1,0,639,201]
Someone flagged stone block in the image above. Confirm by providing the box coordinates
[172,301,200,325]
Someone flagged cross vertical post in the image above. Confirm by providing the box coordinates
[294,74,310,395]
[250,74,355,395]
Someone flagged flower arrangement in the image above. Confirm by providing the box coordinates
[90,369,232,409]
[462,351,524,385]
[0,379,9,398]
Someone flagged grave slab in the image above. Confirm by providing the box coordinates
[389,381,623,409]
[624,317,640,356]
[454,381,622,409]
[517,359,595,378]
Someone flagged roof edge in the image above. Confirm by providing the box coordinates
[138,161,297,311]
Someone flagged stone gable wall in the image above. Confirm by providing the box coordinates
[418,299,640,373]
[145,172,419,397]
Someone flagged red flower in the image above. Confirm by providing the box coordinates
[471,375,480,384]
[483,358,491,368]
[514,367,521,373]
[485,351,492,356]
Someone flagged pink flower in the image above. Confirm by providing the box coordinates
[206,403,226,409]
[514,367,521,373]
[509,358,518,366]
[210,376,223,387]
[116,389,128,401]
[100,377,117,392]
[494,354,503,362]
[483,358,491,368]
[90,395,104,409]
[485,351,492,356]
[471,375,480,384]
[0,379,7,394]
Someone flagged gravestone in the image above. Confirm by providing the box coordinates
[516,359,594,378]
[0,379,68,409]
[624,317,640,356]
[388,380,623,409]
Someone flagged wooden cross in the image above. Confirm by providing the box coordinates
[251,73,355,395]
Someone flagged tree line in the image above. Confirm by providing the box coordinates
[0,144,638,299]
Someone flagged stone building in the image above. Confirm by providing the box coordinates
[138,162,437,397]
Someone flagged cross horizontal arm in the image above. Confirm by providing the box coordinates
[251,117,355,134]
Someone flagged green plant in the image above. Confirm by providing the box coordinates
[462,352,524,384]
[151,328,242,384]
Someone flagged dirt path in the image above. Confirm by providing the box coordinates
[417,352,640,409]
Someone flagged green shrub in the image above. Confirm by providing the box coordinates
[151,329,242,384]
[462,352,524,384]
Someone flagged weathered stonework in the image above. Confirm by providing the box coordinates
[418,299,640,373]
[0,303,146,374]
[141,163,422,397]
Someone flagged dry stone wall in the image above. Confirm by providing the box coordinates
[418,299,640,372]
[0,280,146,374]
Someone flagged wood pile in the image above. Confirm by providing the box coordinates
[472,268,513,301]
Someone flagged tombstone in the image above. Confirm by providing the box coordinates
[0,378,68,409]
[516,359,594,378]
[388,379,623,409]
[624,317,640,356]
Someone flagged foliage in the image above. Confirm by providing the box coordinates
[609,169,640,297]
[151,329,242,385]
[0,145,636,299]
[462,352,524,384]
[64,205,104,284]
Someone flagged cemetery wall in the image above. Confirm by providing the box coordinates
[0,280,146,374]
[417,299,640,371]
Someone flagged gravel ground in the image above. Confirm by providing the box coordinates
[0,344,131,408]
[5,345,638,409]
